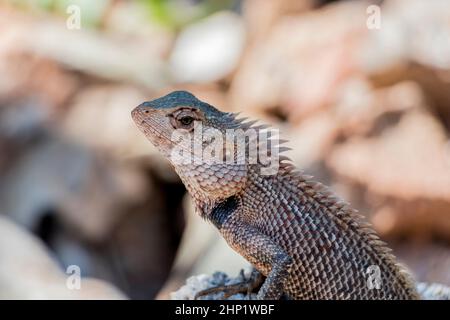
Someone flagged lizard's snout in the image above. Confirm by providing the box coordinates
[131,106,139,119]
[131,104,152,121]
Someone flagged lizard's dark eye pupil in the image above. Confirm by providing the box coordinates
[180,116,194,126]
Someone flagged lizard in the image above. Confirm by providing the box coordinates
[131,90,448,300]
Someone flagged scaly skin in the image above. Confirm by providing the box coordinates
[131,91,423,299]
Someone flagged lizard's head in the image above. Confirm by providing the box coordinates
[132,91,250,212]
[131,91,233,156]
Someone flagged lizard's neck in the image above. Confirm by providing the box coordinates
[173,163,247,218]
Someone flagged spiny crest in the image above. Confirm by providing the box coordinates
[228,112,287,153]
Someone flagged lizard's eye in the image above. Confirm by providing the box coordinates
[180,116,194,126]
[170,109,199,130]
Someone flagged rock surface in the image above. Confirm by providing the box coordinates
[170,269,256,300]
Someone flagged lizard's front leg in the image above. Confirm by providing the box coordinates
[221,220,293,300]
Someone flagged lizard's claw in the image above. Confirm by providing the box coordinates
[194,269,264,300]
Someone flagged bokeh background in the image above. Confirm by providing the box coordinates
[0,0,449,299]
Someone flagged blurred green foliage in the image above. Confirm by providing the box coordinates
[140,0,236,29]
[6,0,238,30]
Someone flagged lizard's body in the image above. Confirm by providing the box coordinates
[210,165,417,299]
[132,91,446,300]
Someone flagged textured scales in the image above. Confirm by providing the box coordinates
[132,91,423,300]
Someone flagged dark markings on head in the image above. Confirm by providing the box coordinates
[209,196,238,230]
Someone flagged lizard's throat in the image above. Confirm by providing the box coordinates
[180,175,219,218]
[174,163,247,216]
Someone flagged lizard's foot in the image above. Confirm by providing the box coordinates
[194,269,264,300]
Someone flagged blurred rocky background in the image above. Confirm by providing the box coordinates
[0,0,449,299]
